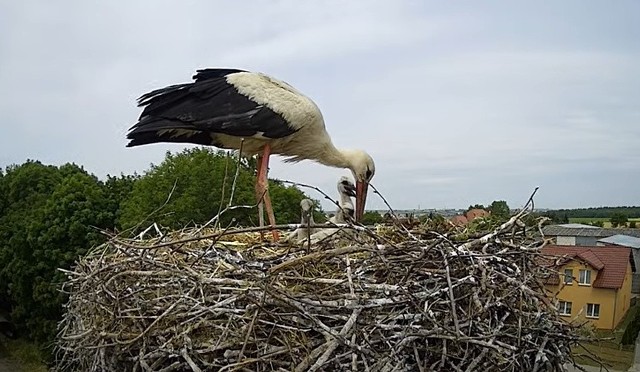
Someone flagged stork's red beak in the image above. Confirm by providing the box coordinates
[355,180,369,222]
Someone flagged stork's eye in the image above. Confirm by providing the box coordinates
[365,169,372,180]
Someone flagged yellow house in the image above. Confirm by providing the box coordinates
[541,245,632,330]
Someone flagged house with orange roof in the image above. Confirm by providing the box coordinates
[541,245,632,330]
[465,208,490,221]
[449,208,490,226]
[449,215,468,226]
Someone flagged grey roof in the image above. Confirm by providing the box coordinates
[558,223,599,229]
[598,234,640,249]
[542,225,640,238]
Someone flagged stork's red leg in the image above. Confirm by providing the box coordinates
[256,144,280,241]
[255,153,265,232]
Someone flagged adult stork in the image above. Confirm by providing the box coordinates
[126,68,375,240]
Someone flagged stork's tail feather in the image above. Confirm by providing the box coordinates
[126,126,214,147]
[126,116,209,147]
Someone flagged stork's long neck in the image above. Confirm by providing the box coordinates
[335,189,355,223]
[339,192,354,210]
[316,143,354,169]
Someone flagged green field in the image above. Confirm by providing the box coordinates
[568,217,640,228]
[0,338,47,372]
[572,303,640,370]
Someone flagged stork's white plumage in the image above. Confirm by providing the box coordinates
[126,68,375,240]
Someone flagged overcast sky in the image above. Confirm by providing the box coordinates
[1,1,638,211]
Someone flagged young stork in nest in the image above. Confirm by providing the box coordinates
[307,176,357,245]
[328,176,357,224]
[126,68,376,240]
[285,176,357,245]
[283,199,317,244]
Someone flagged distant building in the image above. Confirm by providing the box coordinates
[466,208,490,221]
[449,208,490,226]
[542,225,640,294]
[450,215,468,226]
[542,224,640,246]
[597,235,640,293]
[557,223,599,229]
[597,234,640,249]
[540,245,632,330]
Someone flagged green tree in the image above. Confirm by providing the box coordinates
[360,211,384,225]
[0,169,5,215]
[488,200,511,221]
[0,161,116,346]
[622,310,640,345]
[268,180,326,224]
[467,204,485,212]
[591,220,605,228]
[119,148,323,231]
[610,213,628,228]
[0,161,64,309]
[104,174,138,229]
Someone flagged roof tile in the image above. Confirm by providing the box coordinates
[540,245,631,289]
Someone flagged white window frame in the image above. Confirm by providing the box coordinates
[563,269,573,284]
[578,269,591,286]
[586,303,600,319]
[558,301,572,316]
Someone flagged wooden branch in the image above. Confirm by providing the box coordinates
[53,189,594,371]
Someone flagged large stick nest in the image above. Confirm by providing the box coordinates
[53,210,585,371]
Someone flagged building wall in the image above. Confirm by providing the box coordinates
[557,236,576,245]
[575,236,599,246]
[613,261,633,327]
[546,261,620,329]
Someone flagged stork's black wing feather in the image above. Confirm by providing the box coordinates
[126,68,297,148]
[192,68,247,82]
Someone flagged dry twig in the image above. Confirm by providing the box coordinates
[54,200,590,371]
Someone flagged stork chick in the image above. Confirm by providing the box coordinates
[309,177,358,244]
[284,199,318,243]
[329,176,357,224]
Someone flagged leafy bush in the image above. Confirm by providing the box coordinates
[622,309,640,345]
[0,149,324,354]
[119,148,323,232]
[0,161,118,346]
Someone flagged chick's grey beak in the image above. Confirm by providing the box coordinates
[344,183,356,198]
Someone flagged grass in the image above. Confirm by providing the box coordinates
[0,338,48,372]
[569,218,612,223]
[568,217,640,228]
[572,303,640,370]
[573,342,633,371]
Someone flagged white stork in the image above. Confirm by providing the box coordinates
[126,68,376,240]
